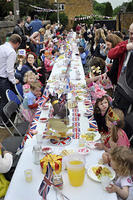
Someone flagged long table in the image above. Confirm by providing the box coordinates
[4,34,117,200]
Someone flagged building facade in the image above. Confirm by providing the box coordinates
[50,0,93,27]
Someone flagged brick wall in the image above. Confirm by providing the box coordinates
[50,0,93,27]
[116,12,133,33]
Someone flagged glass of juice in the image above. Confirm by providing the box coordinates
[24,169,32,183]
[67,154,85,187]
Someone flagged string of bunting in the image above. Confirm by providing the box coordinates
[29,4,58,13]
[74,15,113,21]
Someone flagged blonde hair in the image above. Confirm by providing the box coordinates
[23,71,36,83]
[30,82,41,91]
[106,108,125,143]
[46,24,51,30]
[39,28,45,34]
[110,146,133,176]
[95,28,106,46]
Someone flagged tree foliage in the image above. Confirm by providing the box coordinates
[104,2,113,17]
[126,0,133,12]
[48,12,68,26]
[93,1,106,15]
[0,0,53,19]
[93,1,113,16]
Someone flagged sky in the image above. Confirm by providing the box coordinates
[96,0,131,9]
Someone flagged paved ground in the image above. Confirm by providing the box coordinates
[0,128,10,142]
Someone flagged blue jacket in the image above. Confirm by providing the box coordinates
[29,19,43,34]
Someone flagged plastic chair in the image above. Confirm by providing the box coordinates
[6,89,21,105]
[3,101,29,136]
[15,83,24,100]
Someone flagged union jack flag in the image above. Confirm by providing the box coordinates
[38,163,53,200]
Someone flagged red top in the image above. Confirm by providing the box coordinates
[108,40,128,80]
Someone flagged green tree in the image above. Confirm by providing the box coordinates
[126,0,133,12]
[0,0,13,19]
[93,0,106,15]
[48,12,68,26]
[104,2,113,17]
[113,6,121,16]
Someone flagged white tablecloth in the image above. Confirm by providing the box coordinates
[5,34,117,200]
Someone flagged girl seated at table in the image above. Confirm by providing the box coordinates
[101,108,130,165]
[106,146,133,200]
[95,107,130,150]
[23,71,38,95]
[94,95,110,141]
[21,82,42,122]
[86,57,113,98]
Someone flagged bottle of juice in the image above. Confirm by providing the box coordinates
[67,154,85,187]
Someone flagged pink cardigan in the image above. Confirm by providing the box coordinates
[44,57,53,72]
[117,128,130,147]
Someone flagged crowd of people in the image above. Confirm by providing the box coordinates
[0,15,133,199]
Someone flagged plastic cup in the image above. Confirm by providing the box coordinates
[36,134,43,145]
[24,169,32,182]
[101,176,111,190]
[79,138,86,147]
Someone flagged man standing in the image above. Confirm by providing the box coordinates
[13,19,27,49]
[28,15,43,35]
[107,23,133,115]
[0,34,21,126]
[24,16,32,36]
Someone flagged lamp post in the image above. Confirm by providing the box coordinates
[55,0,60,25]
[13,0,20,21]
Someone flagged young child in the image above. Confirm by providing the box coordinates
[96,107,130,151]
[106,107,130,148]
[86,57,113,99]
[79,46,87,67]
[101,107,130,164]
[94,95,110,134]
[21,82,41,122]
[106,146,133,200]
[23,71,37,95]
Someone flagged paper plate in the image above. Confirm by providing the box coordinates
[50,136,72,146]
[80,131,101,142]
[87,165,115,182]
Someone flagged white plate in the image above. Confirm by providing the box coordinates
[87,165,116,182]
[80,131,101,142]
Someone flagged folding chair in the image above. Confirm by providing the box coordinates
[15,83,24,101]
[6,89,21,105]
[3,101,29,136]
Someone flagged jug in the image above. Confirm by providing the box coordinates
[67,153,85,187]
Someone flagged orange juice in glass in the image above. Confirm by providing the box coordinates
[67,155,85,187]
